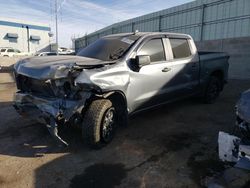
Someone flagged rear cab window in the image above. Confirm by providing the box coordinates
[169,38,192,59]
[137,38,165,63]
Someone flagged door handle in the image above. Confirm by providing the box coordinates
[162,67,171,72]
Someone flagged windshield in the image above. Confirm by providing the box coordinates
[77,35,140,61]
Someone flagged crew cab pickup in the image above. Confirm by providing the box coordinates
[13,32,229,148]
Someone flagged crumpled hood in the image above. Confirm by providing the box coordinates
[14,55,115,80]
[237,89,250,123]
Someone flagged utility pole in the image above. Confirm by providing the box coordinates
[26,26,30,52]
[55,0,58,52]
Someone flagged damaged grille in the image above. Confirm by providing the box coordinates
[15,74,55,97]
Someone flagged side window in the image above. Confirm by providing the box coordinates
[7,49,14,52]
[137,38,165,63]
[1,49,6,52]
[169,39,191,59]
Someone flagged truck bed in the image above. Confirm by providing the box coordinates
[198,51,230,85]
[198,51,229,62]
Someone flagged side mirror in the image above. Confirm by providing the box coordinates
[136,55,150,67]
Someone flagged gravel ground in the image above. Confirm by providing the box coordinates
[0,76,250,188]
[0,57,22,67]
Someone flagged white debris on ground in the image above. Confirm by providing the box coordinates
[218,131,250,170]
[218,131,240,162]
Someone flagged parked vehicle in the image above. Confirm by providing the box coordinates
[13,32,229,148]
[35,52,57,56]
[0,48,30,57]
[58,47,75,55]
[0,47,16,57]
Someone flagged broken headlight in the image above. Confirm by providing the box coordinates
[53,79,78,98]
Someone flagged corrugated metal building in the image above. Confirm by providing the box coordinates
[75,0,250,79]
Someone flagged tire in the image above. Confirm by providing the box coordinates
[82,99,117,149]
[204,76,223,104]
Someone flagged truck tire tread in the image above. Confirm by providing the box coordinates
[204,76,222,104]
[82,99,113,149]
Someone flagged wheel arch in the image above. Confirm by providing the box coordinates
[104,90,127,109]
[209,69,224,90]
[102,90,128,126]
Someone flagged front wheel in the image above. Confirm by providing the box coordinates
[82,99,117,149]
[204,76,223,104]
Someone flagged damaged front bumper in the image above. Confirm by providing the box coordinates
[13,91,91,146]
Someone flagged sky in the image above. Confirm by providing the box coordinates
[0,0,194,48]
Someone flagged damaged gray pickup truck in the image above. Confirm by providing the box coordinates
[13,32,229,148]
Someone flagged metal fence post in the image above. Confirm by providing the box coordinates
[159,15,162,32]
[200,4,206,41]
[132,22,135,32]
[85,35,88,47]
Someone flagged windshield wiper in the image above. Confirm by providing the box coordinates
[109,48,125,60]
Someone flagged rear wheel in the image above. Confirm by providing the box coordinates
[82,99,117,149]
[204,76,223,104]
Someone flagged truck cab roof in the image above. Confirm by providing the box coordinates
[104,32,192,39]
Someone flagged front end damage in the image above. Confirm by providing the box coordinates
[13,56,128,146]
[13,91,91,146]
